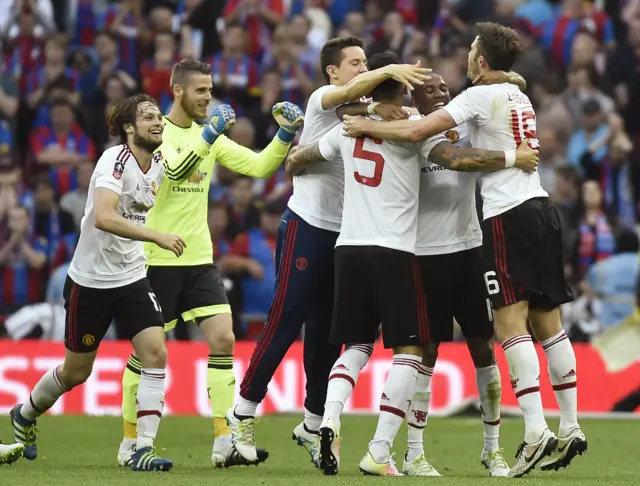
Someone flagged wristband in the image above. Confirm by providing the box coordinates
[504,150,516,168]
[367,102,379,115]
[276,127,295,144]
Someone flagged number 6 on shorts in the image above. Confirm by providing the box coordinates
[483,271,500,295]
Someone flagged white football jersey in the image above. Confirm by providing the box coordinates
[287,85,344,232]
[68,145,164,289]
[416,122,483,255]
[443,83,548,219]
[319,116,447,253]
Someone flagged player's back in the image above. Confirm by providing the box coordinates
[69,145,164,288]
[288,85,344,231]
[319,116,445,253]
[444,83,548,219]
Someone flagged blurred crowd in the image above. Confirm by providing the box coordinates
[1,0,639,343]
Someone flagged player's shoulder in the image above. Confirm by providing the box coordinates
[98,144,132,168]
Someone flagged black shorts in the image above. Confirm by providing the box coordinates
[63,276,164,353]
[418,247,494,342]
[146,264,230,331]
[331,246,429,349]
[482,197,575,310]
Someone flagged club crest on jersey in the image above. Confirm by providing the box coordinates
[113,160,125,180]
[189,170,207,184]
[445,129,459,143]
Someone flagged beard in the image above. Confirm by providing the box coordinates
[133,131,161,153]
[180,92,206,121]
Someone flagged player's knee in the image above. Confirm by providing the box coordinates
[138,342,168,369]
[58,362,92,388]
[394,345,423,357]
[492,302,529,341]
[466,337,494,368]
[422,343,439,367]
[207,328,235,355]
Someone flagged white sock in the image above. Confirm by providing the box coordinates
[322,344,373,430]
[303,408,322,432]
[235,397,258,418]
[21,366,69,421]
[502,335,548,444]
[540,330,578,436]
[369,354,421,463]
[476,363,501,452]
[406,365,432,462]
[136,368,166,450]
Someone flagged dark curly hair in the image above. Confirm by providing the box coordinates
[107,94,160,141]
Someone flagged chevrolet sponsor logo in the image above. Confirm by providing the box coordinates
[188,170,207,184]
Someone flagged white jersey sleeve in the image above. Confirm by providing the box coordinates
[288,85,344,232]
[418,133,448,159]
[318,124,343,161]
[443,85,495,127]
[93,151,126,195]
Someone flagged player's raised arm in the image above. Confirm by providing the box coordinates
[162,104,236,183]
[426,139,538,172]
[335,102,410,121]
[93,187,186,256]
[213,101,305,178]
[343,85,494,142]
[285,124,342,176]
[321,62,431,110]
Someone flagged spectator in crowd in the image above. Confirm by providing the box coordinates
[538,127,567,195]
[225,175,261,241]
[209,200,231,260]
[28,175,75,258]
[530,71,574,145]
[563,63,615,126]
[0,204,47,313]
[141,31,179,114]
[0,154,25,233]
[262,24,316,108]
[59,159,92,229]
[221,200,281,336]
[567,98,610,168]
[582,229,640,329]
[30,97,95,196]
[222,0,286,59]
[575,180,616,281]
[97,0,146,76]
[210,22,261,116]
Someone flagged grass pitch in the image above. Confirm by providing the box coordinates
[0,414,637,485]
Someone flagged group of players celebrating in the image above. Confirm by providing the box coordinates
[2,21,587,479]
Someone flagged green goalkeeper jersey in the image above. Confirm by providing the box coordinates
[145,117,291,266]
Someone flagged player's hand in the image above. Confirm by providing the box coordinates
[202,104,236,144]
[474,70,526,92]
[384,61,432,91]
[272,101,305,134]
[246,259,265,280]
[154,233,187,257]
[342,114,369,138]
[514,140,539,173]
[374,103,410,121]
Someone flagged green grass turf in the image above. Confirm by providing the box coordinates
[0,415,637,485]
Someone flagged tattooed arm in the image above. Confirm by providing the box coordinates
[428,140,539,172]
[285,142,328,177]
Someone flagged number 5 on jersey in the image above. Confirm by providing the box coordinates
[353,136,385,187]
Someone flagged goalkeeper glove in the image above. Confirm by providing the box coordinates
[202,104,236,145]
[272,101,304,144]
